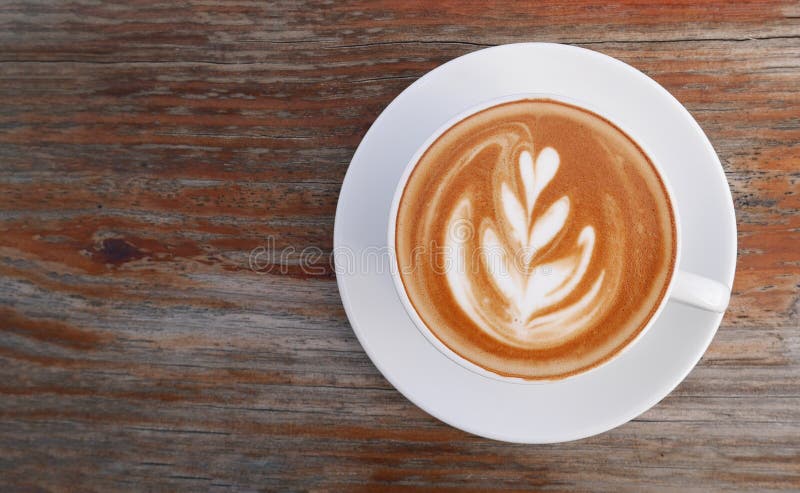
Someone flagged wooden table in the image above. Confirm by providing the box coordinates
[1,1,798,490]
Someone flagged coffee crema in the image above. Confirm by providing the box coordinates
[395,99,677,380]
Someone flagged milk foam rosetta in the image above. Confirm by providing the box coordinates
[396,99,677,380]
[445,147,606,349]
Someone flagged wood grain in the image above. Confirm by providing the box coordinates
[0,0,798,491]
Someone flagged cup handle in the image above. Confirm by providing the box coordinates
[670,270,731,312]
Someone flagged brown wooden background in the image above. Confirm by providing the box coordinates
[1,1,798,491]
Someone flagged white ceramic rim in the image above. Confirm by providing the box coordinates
[386,92,683,384]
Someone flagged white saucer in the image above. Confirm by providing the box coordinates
[334,43,736,443]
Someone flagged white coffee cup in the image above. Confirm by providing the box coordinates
[387,93,731,383]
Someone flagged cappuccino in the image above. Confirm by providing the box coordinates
[395,99,677,380]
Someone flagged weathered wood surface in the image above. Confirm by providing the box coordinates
[0,1,798,491]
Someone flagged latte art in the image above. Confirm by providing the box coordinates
[444,146,614,349]
[396,99,676,380]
